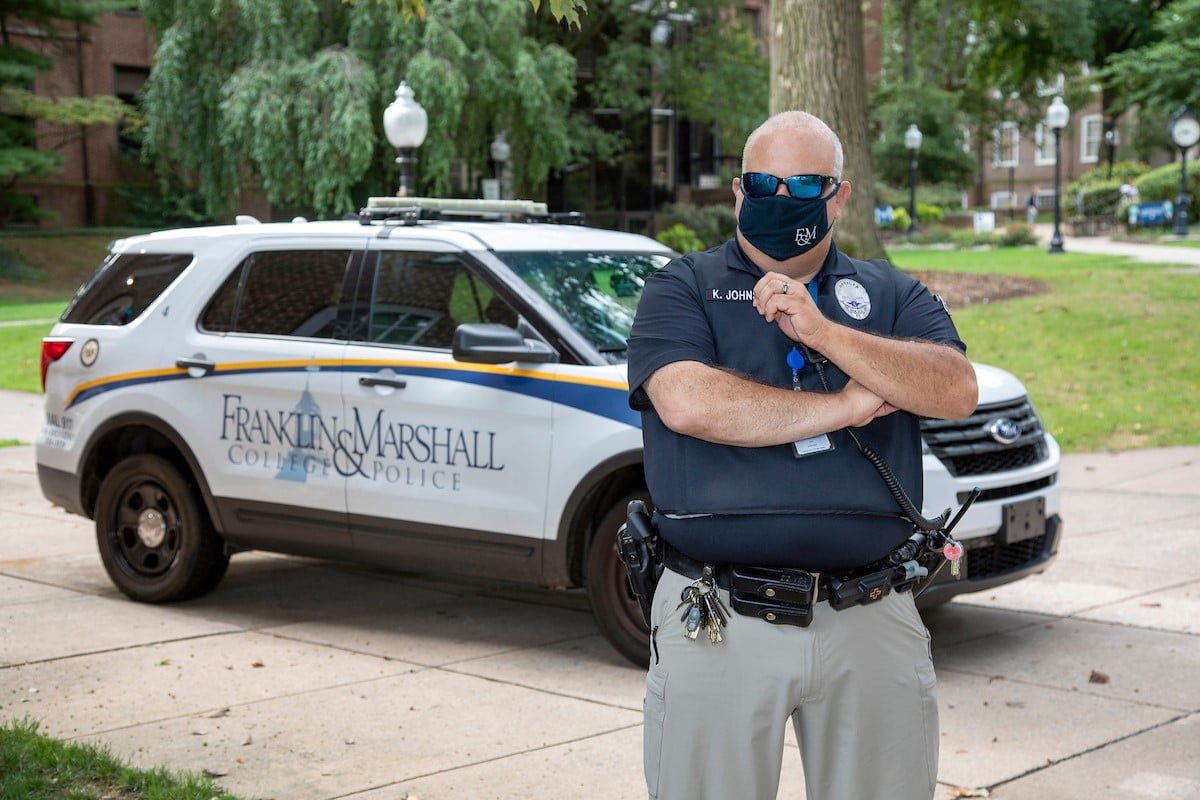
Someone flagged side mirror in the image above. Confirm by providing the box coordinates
[452,323,558,364]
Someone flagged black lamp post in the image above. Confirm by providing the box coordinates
[383,81,428,197]
[1104,123,1119,179]
[490,132,511,200]
[1046,96,1069,254]
[905,123,922,236]
[1168,106,1199,237]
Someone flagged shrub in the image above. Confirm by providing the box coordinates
[656,202,736,248]
[890,206,911,231]
[1069,180,1122,220]
[1133,158,1200,222]
[656,223,705,254]
[916,202,944,225]
[1069,161,1150,191]
[998,223,1038,247]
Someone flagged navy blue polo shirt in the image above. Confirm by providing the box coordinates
[627,240,967,571]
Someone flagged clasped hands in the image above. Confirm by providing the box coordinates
[752,271,896,426]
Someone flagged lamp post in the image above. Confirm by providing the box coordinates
[490,132,511,200]
[905,123,922,236]
[1046,96,1069,254]
[1104,123,1119,179]
[1167,106,1199,237]
[382,81,428,197]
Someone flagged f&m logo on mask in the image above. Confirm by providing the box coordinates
[795,226,818,247]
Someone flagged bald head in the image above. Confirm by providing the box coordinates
[742,111,844,180]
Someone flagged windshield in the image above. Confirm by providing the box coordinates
[495,250,672,356]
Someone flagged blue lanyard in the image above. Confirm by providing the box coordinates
[787,282,818,383]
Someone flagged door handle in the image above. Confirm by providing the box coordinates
[358,376,407,389]
[175,357,215,376]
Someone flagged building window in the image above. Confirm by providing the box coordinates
[113,66,150,158]
[991,191,1019,212]
[1034,123,1056,165]
[991,122,1019,168]
[959,125,971,154]
[1080,114,1102,163]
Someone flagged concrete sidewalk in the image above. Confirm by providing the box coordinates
[1032,221,1200,269]
[3,422,1199,797]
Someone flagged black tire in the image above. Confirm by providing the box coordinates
[586,490,652,668]
[94,453,228,603]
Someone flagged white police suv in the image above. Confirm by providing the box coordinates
[36,197,1061,666]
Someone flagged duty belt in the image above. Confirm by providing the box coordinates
[663,543,919,627]
[663,544,831,627]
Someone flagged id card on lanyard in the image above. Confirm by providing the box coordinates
[789,280,834,458]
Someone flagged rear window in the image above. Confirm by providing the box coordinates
[61,252,193,325]
[200,250,352,339]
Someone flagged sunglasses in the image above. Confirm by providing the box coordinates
[741,172,838,200]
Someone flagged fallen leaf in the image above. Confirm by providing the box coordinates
[1140,602,1162,608]
[1089,670,1110,684]
[206,707,231,719]
[947,787,990,798]
[251,660,265,668]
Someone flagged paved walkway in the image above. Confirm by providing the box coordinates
[1032,222,1200,269]
[2,384,1199,799]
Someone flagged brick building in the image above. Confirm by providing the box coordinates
[12,9,155,227]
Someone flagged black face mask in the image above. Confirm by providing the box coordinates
[737,184,838,261]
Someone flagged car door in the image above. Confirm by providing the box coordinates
[173,241,363,558]
[341,240,553,582]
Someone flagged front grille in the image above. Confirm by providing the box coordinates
[958,475,1057,504]
[964,533,1051,579]
[921,396,1049,477]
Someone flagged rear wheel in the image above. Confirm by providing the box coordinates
[586,490,652,668]
[94,454,228,603]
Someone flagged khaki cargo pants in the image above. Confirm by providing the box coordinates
[643,566,939,800]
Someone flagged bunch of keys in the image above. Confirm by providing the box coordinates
[676,565,730,644]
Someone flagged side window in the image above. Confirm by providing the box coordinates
[371,252,518,348]
[61,253,193,325]
[200,250,352,339]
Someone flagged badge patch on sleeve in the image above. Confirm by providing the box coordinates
[834,278,871,320]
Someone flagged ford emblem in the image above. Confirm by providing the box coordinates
[988,418,1021,445]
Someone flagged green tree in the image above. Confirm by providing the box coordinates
[140,0,577,218]
[1103,0,1200,117]
[139,0,766,221]
[0,1,137,226]
[870,0,1174,202]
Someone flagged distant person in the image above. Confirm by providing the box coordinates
[1120,179,1140,204]
[1026,187,1039,225]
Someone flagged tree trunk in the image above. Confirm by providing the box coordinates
[770,0,885,259]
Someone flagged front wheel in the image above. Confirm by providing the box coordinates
[586,491,652,668]
[94,454,229,603]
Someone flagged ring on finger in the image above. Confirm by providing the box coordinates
[781,281,790,295]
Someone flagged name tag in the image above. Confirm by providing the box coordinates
[793,433,834,458]
[708,288,754,302]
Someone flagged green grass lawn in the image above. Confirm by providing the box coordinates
[889,246,1199,453]
[0,719,242,800]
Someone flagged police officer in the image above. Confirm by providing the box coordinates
[626,110,978,800]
